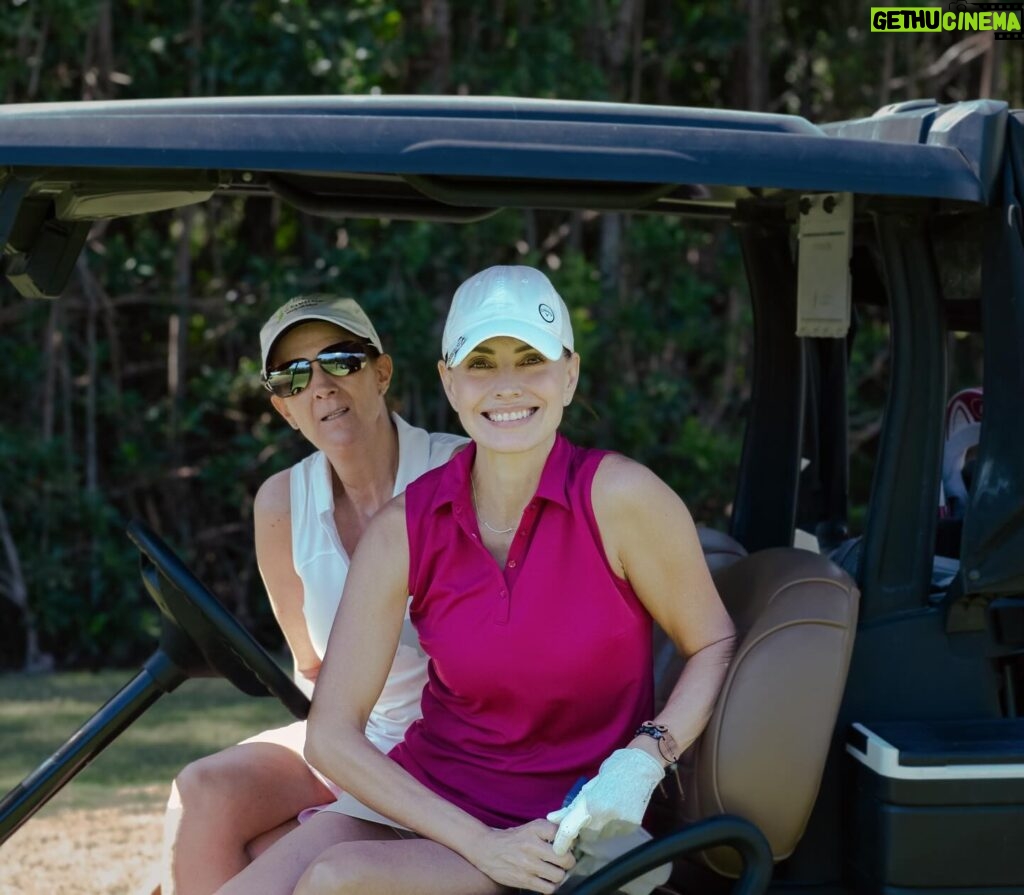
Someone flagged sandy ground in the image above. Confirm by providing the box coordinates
[0,787,164,895]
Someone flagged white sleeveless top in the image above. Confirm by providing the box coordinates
[289,413,465,753]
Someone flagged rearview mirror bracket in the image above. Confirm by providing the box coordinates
[0,173,90,299]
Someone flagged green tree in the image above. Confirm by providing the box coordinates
[0,0,1003,667]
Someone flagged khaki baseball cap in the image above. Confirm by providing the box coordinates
[441,266,574,368]
[259,294,384,374]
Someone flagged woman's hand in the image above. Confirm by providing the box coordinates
[546,748,665,855]
[465,819,576,893]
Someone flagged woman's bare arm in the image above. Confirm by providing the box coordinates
[593,455,737,762]
[254,470,321,683]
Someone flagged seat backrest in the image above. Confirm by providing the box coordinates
[662,548,859,877]
[696,525,752,573]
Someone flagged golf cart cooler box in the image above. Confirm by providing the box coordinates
[845,719,1024,893]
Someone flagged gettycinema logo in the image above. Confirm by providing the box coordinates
[871,3,1024,38]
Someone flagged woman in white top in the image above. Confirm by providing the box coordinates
[158,294,464,895]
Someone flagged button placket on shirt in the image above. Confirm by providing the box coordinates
[498,500,541,622]
[504,503,535,579]
[498,544,518,624]
[496,509,522,624]
[455,496,544,625]
[455,498,512,623]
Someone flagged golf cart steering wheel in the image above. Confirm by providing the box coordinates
[126,518,310,720]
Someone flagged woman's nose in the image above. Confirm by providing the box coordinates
[493,372,523,398]
[309,362,339,394]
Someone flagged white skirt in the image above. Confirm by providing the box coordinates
[240,718,412,831]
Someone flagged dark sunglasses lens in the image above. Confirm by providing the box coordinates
[319,352,367,377]
[265,362,312,397]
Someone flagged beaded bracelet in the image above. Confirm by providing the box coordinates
[634,721,680,764]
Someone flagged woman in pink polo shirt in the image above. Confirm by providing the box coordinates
[216,266,736,895]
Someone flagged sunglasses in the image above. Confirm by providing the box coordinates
[262,340,377,397]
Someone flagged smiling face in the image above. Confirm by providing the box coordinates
[437,336,580,457]
[269,320,393,452]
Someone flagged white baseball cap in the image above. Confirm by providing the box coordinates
[442,266,574,368]
[260,294,383,374]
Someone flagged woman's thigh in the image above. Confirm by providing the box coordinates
[215,812,407,895]
[295,837,506,895]
[246,817,300,861]
[175,741,333,839]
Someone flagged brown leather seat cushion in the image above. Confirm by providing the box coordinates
[649,548,859,878]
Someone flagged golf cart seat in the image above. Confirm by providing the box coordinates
[648,547,859,888]
[696,526,752,573]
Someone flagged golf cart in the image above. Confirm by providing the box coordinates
[1,95,1022,894]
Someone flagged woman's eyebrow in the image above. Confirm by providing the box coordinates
[469,343,537,356]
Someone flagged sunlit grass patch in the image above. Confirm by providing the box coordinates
[1,670,293,811]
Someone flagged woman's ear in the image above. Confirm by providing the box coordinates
[270,395,301,430]
[563,352,581,406]
[437,360,458,410]
[375,353,394,395]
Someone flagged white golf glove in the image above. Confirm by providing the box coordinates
[546,748,665,856]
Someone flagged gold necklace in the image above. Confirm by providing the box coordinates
[471,477,516,535]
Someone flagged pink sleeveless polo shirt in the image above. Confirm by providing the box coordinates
[389,434,654,829]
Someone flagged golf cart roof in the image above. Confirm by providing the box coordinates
[0,95,1009,225]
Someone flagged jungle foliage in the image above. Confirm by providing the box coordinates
[0,1,1007,669]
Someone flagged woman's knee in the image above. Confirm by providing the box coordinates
[173,749,248,814]
[294,843,385,895]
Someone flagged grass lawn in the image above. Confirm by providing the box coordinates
[1,670,297,894]
[0,669,294,813]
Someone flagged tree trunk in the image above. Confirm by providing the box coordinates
[746,0,766,112]
[168,208,195,544]
[39,299,61,631]
[81,0,113,100]
[58,300,75,482]
[78,259,103,608]
[979,33,1000,98]
[42,301,59,443]
[421,0,452,93]
[629,0,646,102]
[604,0,639,99]
[26,13,48,102]
[704,284,743,429]
[879,39,894,107]
[0,496,50,672]
[77,261,100,502]
[595,212,624,441]
[190,0,204,96]
[906,35,919,99]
